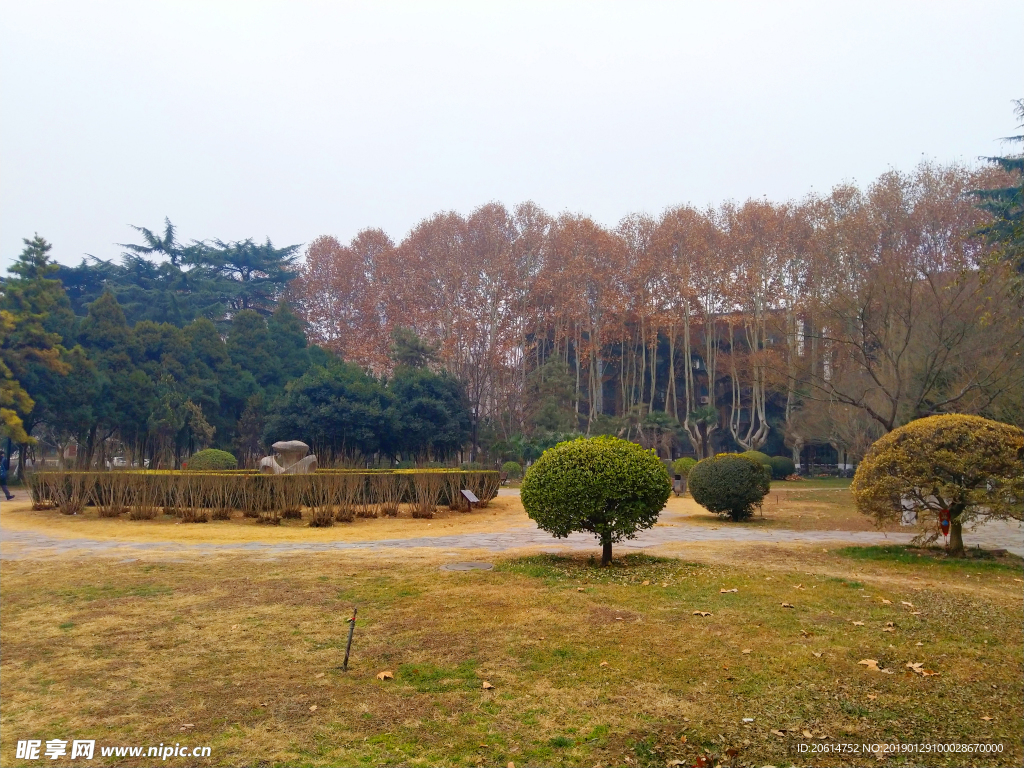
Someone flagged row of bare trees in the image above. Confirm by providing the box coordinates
[289,162,1023,461]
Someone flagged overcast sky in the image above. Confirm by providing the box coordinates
[1,1,1021,270]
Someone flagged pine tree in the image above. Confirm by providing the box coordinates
[975,99,1024,299]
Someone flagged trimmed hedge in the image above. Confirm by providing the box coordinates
[688,454,770,521]
[521,436,670,565]
[185,449,238,471]
[29,469,501,524]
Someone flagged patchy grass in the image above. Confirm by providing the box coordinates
[1,545,1020,767]
[838,545,1023,571]
[668,479,907,533]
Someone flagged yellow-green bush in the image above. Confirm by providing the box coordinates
[852,414,1024,555]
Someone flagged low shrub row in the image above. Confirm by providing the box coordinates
[28,469,500,525]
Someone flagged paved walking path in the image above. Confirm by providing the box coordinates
[3,519,1021,560]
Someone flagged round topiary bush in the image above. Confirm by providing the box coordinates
[768,455,796,480]
[501,461,523,479]
[185,449,238,471]
[672,456,698,478]
[521,436,671,566]
[739,450,772,468]
[689,454,770,521]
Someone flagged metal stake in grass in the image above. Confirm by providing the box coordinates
[341,607,357,671]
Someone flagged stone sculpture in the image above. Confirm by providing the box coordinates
[259,440,318,474]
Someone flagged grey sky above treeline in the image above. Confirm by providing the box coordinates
[1,0,1021,270]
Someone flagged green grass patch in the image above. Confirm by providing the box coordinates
[395,660,479,693]
[55,583,172,602]
[838,544,1023,571]
[495,552,693,585]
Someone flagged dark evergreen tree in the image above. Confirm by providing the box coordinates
[976,99,1024,299]
[387,366,472,460]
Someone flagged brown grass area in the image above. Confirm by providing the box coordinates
[0,495,532,545]
[1,543,1020,767]
[664,479,908,533]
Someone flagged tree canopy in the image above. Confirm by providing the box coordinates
[520,436,670,565]
[852,414,1024,556]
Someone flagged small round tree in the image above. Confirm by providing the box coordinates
[185,449,238,471]
[521,436,670,566]
[768,455,796,480]
[852,415,1024,556]
[739,450,772,468]
[502,461,523,479]
[672,457,698,478]
[688,454,770,521]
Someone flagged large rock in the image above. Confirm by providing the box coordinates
[259,441,318,475]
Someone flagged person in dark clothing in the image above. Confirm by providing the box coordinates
[0,450,14,500]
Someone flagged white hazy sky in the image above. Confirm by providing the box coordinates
[1,1,1021,269]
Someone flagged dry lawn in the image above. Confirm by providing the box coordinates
[0,495,532,545]
[666,479,908,533]
[1,541,1020,767]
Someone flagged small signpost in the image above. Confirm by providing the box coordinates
[460,489,479,511]
[341,607,357,671]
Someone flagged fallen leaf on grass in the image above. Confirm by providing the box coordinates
[882,627,895,633]
[309,705,317,712]
[599,661,609,667]
[666,762,686,768]
[482,681,495,690]
[780,603,794,608]
[726,747,739,757]
[720,588,738,593]
[376,670,394,681]
[508,763,515,768]
[910,611,922,615]
[180,724,194,729]
[802,730,813,739]
[576,587,585,592]
[315,672,325,679]
[692,611,712,617]
[812,652,822,658]
[981,716,993,721]
[880,599,892,605]
[230,625,239,631]
[742,649,751,654]
[851,621,865,626]
[661,582,668,588]
[906,662,940,677]
[771,729,785,737]
[641,580,650,586]
[858,659,882,671]
[867,694,878,700]
[915,642,924,647]
[901,601,914,608]
[794,584,805,590]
